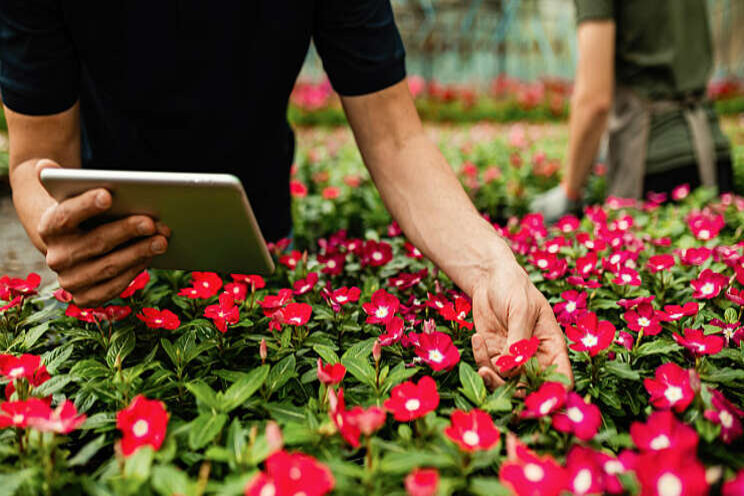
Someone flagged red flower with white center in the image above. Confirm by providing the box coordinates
[322,186,340,200]
[413,331,460,371]
[726,286,744,306]
[574,252,599,278]
[677,246,712,266]
[120,270,150,298]
[383,376,439,422]
[327,286,361,308]
[0,273,41,300]
[439,296,474,330]
[544,236,567,254]
[52,288,72,303]
[556,215,580,233]
[116,395,169,456]
[521,381,567,419]
[327,388,360,447]
[604,250,634,272]
[345,405,386,437]
[624,302,662,336]
[101,305,132,322]
[293,272,319,296]
[691,269,729,299]
[495,337,539,373]
[530,250,558,271]
[405,468,439,496]
[709,319,743,346]
[426,293,450,311]
[646,254,676,273]
[65,304,98,323]
[634,450,707,496]
[137,308,180,330]
[26,400,86,434]
[595,450,636,495]
[204,293,240,333]
[344,238,364,255]
[444,409,500,452]
[544,257,568,280]
[737,263,744,285]
[362,289,399,325]
[565,445,604,496]
[612,267,641,286]
[378,316,405,346]
[723,470,744,496]
[0,354,49,385]
[387,221,402,237]
[704,388,744,444]
[289,179,308,198]
[224,282,247,302]
[687,211,724,240]
[616,295,655,310]
[577,233,606,252]
[661,302,699,321]
[404,241,423,259]
[259,289,294,316]
[318,252,345,275]
[615,331,634,350]
[231,274,265,291]
[565,312,615,356]
[388,269,428,291]
[280,302,312,326]
[672,184,690,201]
[500,442,568,496]
[191,272,223,298]
[552,392,602,441]
[317,358,346,385]
[672,328,724,356]
[630,410,698,454]
[0,398,51,429]
[279,250,303,270]
[553,290,588,326]
[362,240,393,267]
[244,450,334,496]
[644,363,696,413]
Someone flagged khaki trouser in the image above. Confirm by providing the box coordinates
[607,86,717,199]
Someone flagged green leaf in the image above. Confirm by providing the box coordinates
[33,374,72,396]
[160,338,180,368]
[341,355,376,387]
[266,355,297,395]
[379,450,456,474]
[603,360,640,381]
[470,478,512,496]
[186,381,220,409]
[68,434,107,467]
[220,365,269,412]
[22,322,50,350]
[341,337,377,361]
[189,413,228,450]
[0,469,35,496]
[123,446,154,480]
[151,466,194,496]
[105,330,135,368]
[42,343,74,374]
[701,367,744,386]
[635,339,679,357]
[482,385,513,413]
[70,359,110,380]
[265,402,306,423]
[459,362,486,405]
[381,362,419,394]
[313,344,340,364]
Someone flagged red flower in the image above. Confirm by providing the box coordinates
[318,252,345,275]
[53,288,72,303]
[673,328,724,356]
[26,400,86,434]
[726,286,744,306]
[116,395,169,456]
[120,270,150,298]
[180,272,223,299]
[245,450,334,496]
[322,186,340,200]
[405,468,439,496]
[279,250,303,270]
[317,358,346,385]
[0,296,22,313]
[259,289,294,316]
[404,242,423,259]
[384,376,439,422]
[634,450,707,496]
[362,289,399,325]
[444,409,500,452]
[736,263,744,286]
[552,392,602,441]
[615,331,635,350]
[137,308,180,330]
[0,273,41,300]
[224,282,248,302]
[388,269,428,291]
[553,290,588,325]
[646,254,675,273]
[574,252,599,278]
[327,286,361,308]
[723,469,744,496]
[362,240,392,267]
[328,388,360,447]
[281,302,312,326]
[413,331,460,371]
[704,388,744,444]
[500,442,567,496]
[0,354,49,385]
[293,272,319,296]
[691,269,729,299]
[102,305,132,322]
[624,302,663,336]
[0,398,51,429]
[677,247,712,266]
[231,274,266,291]
[661,302,699,321]
[565,445,604,496]
[495,337,539,373]
[65,304,99,323]
[378,316,405,346]
[687,211,724,240]
[204,293,240,333]
[289,180,308,198]
[630,410,698,454]
[612,267,641,286]
[439,296,474,330]
[521,382,567,419]
[345,405,386,437]
[566,312,615,356]
[644,363,696,413]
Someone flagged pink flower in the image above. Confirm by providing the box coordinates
[553,290,588,325]
[691,269,729,299]
[317,358,346,385]
[26,400,86,434]
[687,211,724,240]
[552,392,602,441]
[413,331,460,371]
[405,468,439,496]
[624,302,663,336]
[52,288,73,303]
[634,450,707,496]
[120,271,150,298]
[556,215,580,233]
[661,302,699,321]
[617,295,655,310]
[495,337,540,373]
[612,267,641,286]
[726,286,744,306]
[362,289,399,325]
[673,328,724,356]
[383,376,439,422]
[646,254,675,273]
[630,410,698,454]
[500,442,567,496]
[594,450,636,494]
[204,293,240,333]
[704,388,744,444]
[345,406,386,437]
[566,312,615,356]
[137,308,181,330]
[293,272,319,296]
[736,263,744,285]
[245,450,334,496]
[671,184,690,201]
[521,382,567,419]
[644,363,696,413]
[565,445,604,496]
[404,242,423,259]
[444,409,500,452]
[677,247,712,266]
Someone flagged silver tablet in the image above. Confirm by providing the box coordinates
[40,168,275,275]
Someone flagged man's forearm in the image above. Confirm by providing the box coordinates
[562,94,610,197]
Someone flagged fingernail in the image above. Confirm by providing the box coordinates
[96,191,109,208]
[137,221,152,235]
[156,222,171,237]
[151,239,166,254]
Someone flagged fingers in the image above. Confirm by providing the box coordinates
[71,262,149,307]
[472,334,505,390]
[58,235,167,292]
[38,188,112,240]
[46,215,157,271]
[504,290,538,350]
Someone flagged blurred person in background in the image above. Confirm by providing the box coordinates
[531,0,735,222]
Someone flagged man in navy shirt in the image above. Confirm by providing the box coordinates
[0,0,571,387]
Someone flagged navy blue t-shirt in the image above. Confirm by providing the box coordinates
[0,1,406,241]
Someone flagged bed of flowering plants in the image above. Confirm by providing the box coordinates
[1,182,744,495]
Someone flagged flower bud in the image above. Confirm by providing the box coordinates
[265,421,283,454]
[259,338,267,364]
[372,340,382,363]
[422,318,436,334]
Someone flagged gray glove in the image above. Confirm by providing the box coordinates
[529,185,580,224]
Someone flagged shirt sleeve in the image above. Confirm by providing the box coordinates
[313,0,406,96]
[574,0,615,24]
[0,0,79,115]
